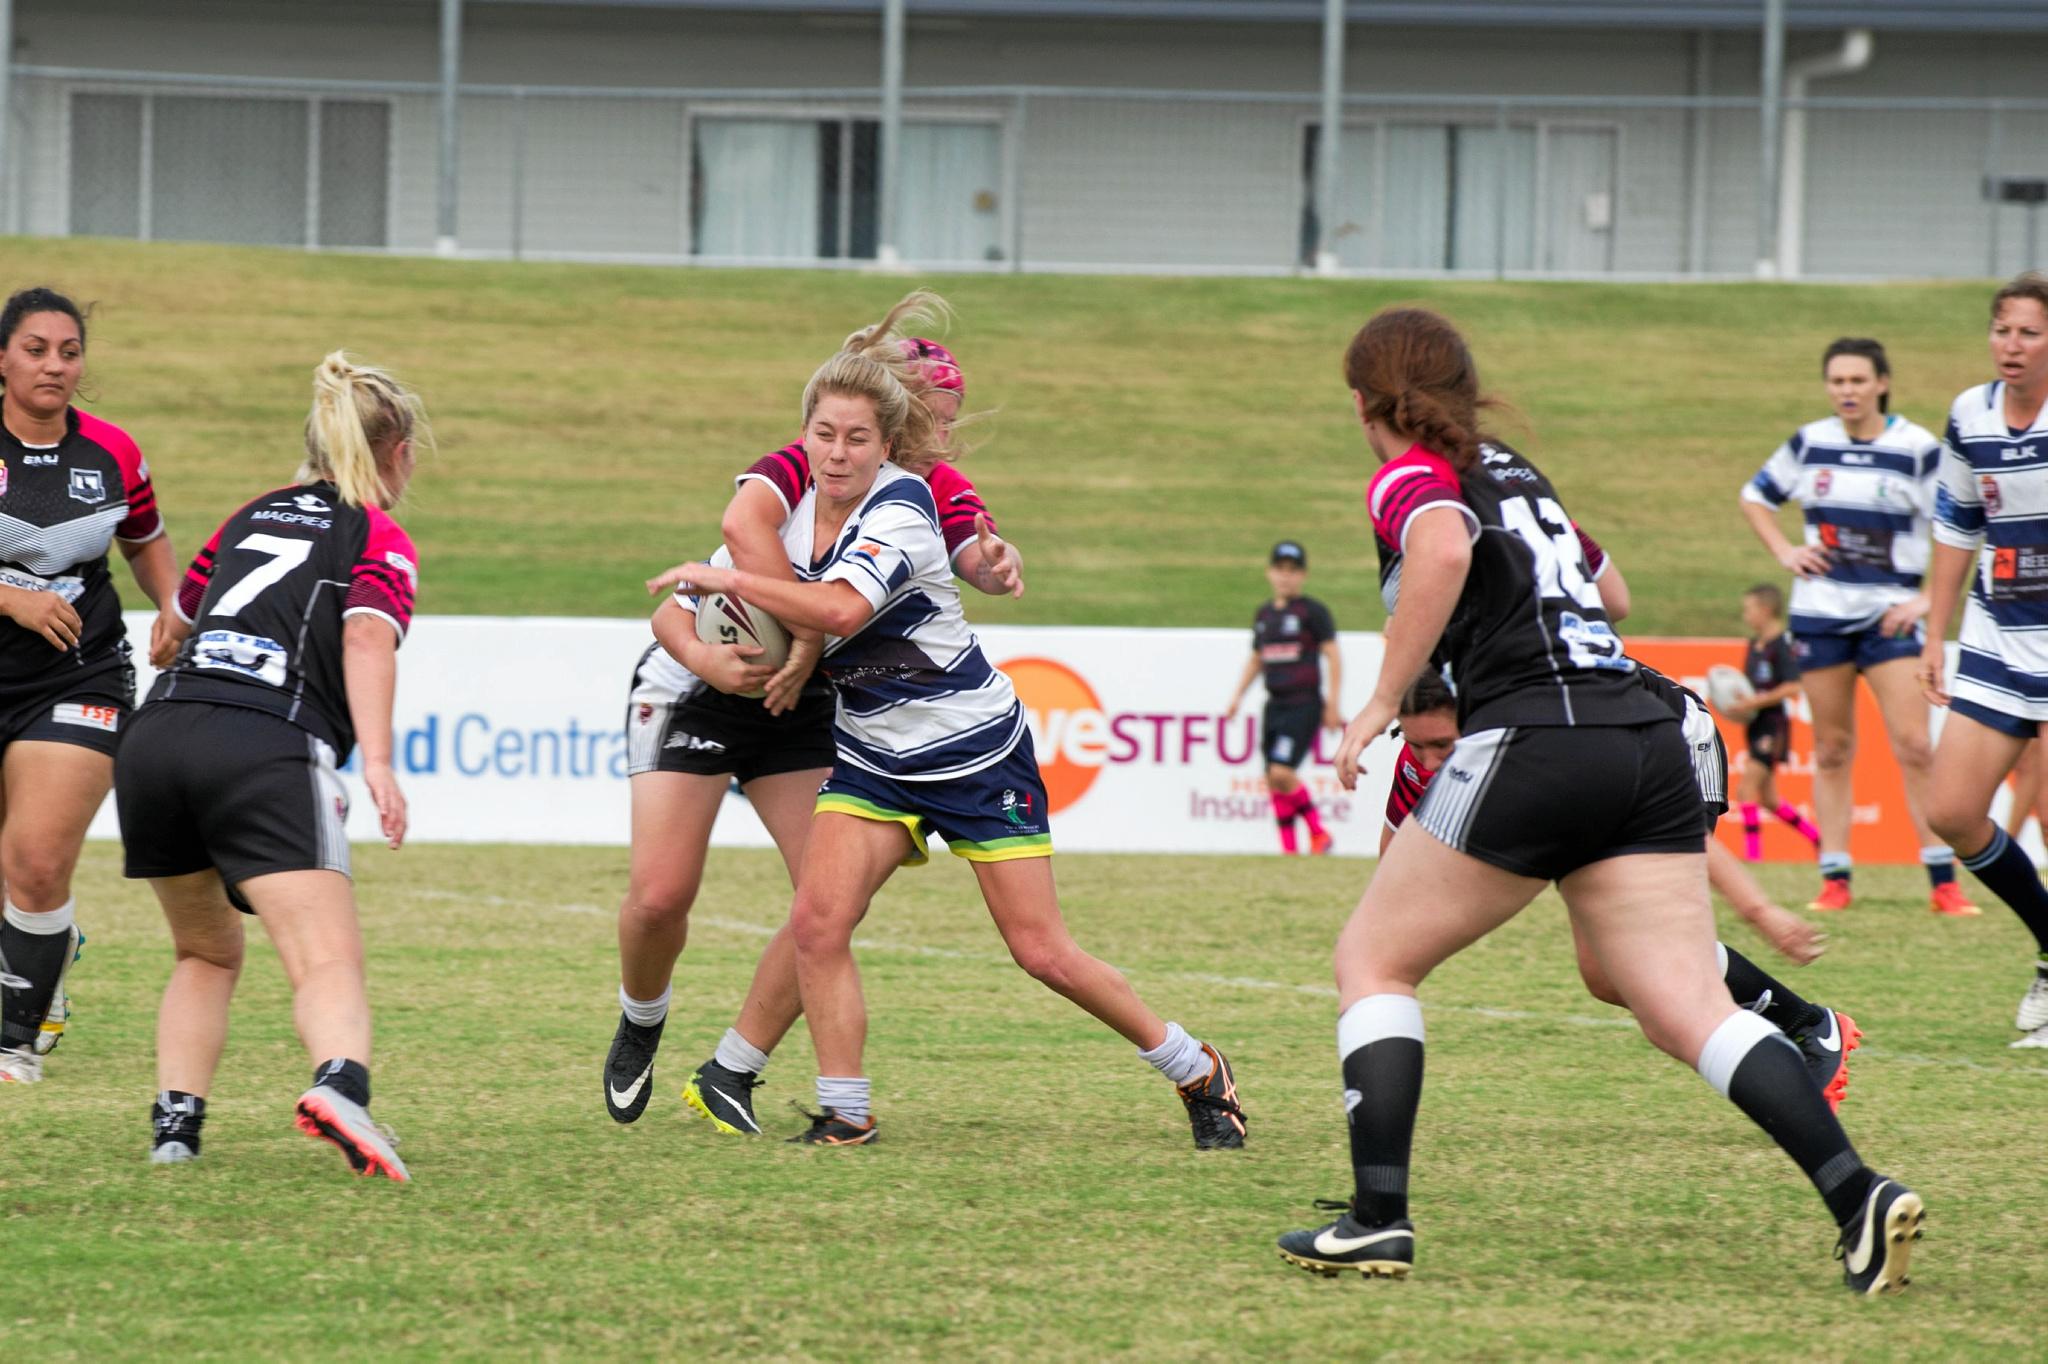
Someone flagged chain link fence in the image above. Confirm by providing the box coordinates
[13,66,2048,280]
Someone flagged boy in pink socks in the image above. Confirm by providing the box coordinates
[1225,541,1342,854]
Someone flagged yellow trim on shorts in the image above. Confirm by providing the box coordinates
[946,832,1055,863]
[815,793,931,867]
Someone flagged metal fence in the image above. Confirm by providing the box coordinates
[13,65,2048,280]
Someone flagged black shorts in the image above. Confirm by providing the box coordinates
[1261,698,1321,768]
[0,658,135,760]
[625,645,835,784]
[1746,709,1791,769]
[1412,720,1706,881]
[116,701,351,909]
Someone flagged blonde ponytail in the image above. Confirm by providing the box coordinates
[800,290,950,473]
[299,351,429,508]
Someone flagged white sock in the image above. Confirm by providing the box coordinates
[1695,1008,1779,1098]
[1818,852,1852,877]
[1137,1021,1210,1087]
[3,897,75,935]
[618,983,670,1028]
[714,1027,770,1076]
[816,1075,871,1123]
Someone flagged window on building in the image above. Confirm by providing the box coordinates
[1302,120,1614,273]
[692,115,1002,263]
[67,91,390,248]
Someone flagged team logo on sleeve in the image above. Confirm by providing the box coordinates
[384,550,419,589]
[1981,475,2003,514]
[67,468,105,504]
[851,541,884,566]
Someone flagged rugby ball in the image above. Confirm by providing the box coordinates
[694,592,792,696]
[1704,664,1756,714]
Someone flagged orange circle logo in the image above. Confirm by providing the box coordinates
[1000,656,1105,813]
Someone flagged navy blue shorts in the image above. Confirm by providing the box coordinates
[1948,695,2041,740]
[1793,622,1921,673]
[815,736,1053,866]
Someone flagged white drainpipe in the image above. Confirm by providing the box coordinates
[1779,29,1873,278]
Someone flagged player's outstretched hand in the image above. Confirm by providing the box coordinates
[1916,637,1950,707]
[646,562,736,597]
[1335,698,1396,792]
[1753,901,1826,966]
[364,759,408,850]
[974,514,1025,599]
[763,635,822,715]
[148,609,189,669]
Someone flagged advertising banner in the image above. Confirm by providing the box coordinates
[89,615,1396,855]
[90,617,1974,863]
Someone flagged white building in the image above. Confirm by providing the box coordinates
[11,0,2048,277]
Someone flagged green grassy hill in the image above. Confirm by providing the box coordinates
[4,239,2004,634]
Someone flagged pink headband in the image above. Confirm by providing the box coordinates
[901,337,964,394]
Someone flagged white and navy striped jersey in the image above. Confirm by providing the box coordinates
[1742,415,1940,634]
[779,464,1021,780]
[1932,381,2048,716]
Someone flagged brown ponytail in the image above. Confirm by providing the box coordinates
[1344,307,1493,471]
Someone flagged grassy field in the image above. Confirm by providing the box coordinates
[3,846,2044,1359]
[0,238,2011,634]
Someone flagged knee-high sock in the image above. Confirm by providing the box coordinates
[1921,846,1958,890]
[1774,802,1821,845]
[1740,803,1763,861]
[1961,828,2048,951]
[1293,787,1328,838]
[1271,790,1300,854]
[1697,1010,1875,1226]
[0,899,75,1053]
[1717,941,1820,1033]
[1339,995,1425,1225]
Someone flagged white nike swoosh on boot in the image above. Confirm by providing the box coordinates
[711,1085,760,1132]
[1814,1014,1841,1053]
[1313,1225,1408,1256]
[610,1065,652,1109]
[1845,1184,1886,1274]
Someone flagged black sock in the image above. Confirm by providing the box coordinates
[1722,1030,1874,1225]
[0,920,70,1051]
[313,1057,372,1108]
[1720,944,1819,1033]
[1961,828,2048,952]
[152,1090,207,1152]
[1342,1037,1424,1225]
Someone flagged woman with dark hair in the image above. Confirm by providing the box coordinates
[1919,272,2048,1047]
[1277,307,1919,1296]
[1740,337,1971,915]
[0,287,182,1084]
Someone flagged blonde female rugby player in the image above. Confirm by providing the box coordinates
[602,323,1023,1124]
[660,295,1245,1148]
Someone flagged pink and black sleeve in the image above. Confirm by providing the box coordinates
[343,508,421,643]
[925,462,995,561]
[734,442,810,514]
[77,411,163,543]
[1365,448,1477,554]
[174,520,227,624]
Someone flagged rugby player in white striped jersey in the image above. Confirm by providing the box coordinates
[1918,272,2048,1047]
[659,296,1245,1149]
[1740,338,1976,916]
